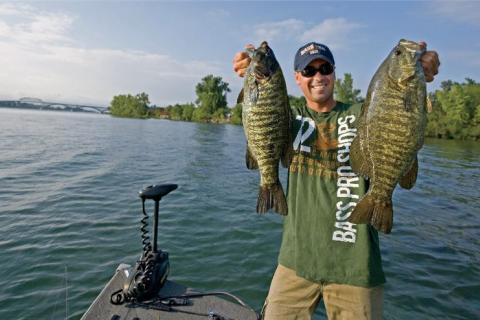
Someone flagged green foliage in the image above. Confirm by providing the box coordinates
[211,107,228,123]
[230,103,242,125]
[109,92,149,118]
[426,78,480,140]
[162,103,195,121]
[289,95,306,109]
[334,73,364,104]
[136,92,150,106]
[168,104,184,120]
[192,106,210,122]
[195,75,231,121]
[182,104,195,121]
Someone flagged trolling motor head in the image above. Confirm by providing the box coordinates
[111,184,178,304]
[139,184,178,202]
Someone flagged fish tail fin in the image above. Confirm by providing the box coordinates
[348,195,375,224]
[349,195,393,234]
[257,183,288,216]
[371,201,393,234]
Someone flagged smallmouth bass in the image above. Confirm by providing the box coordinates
[238,41,292,215]
[348,39,427,234]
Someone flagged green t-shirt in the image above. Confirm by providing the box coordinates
[278,101,386,288]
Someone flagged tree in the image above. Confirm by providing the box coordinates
[473,105,480,125]
[289,95,306,109]
[109,93,149,118]
[168,104,184,120]
[212,107,228,123]
[335,73,363,104]
[465,78,477,85]
[136,92,150,106]
[192,107,210,122]
[440,80,457,92]
[427,78,480,140]
[195,75,231,120]
[182,103,195,121]
[425,92,446,138]
[230,103,242,125]
[436,84,471,134]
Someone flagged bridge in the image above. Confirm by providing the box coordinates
[1,98,109,114]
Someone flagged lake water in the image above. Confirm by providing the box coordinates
[0,108,479,320]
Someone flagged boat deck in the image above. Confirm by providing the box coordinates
[81,264,259,320]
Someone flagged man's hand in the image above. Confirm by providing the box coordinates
[419,42,440,82]
[233,44,254,77]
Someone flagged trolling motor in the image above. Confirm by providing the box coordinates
[111,184,177,304]
[106,183,262,319]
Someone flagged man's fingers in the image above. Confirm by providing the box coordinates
[232,44,256,77]
[233,56,251,76]
[419,41,427,51]
[421,50,440,83]
[233,50,252,77]
[233,52,248,67]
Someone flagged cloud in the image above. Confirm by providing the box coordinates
[0,41,221,106]
[0,4,221,106]
[253,18,305,43]
[0,3,35,16]
[429,1,480,26]
[0,3,73,44]
[251,17,362,50]
[300,18,363,50]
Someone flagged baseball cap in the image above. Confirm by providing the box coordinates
[294,42,335,71]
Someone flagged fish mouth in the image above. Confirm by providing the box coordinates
[399,39,424,53]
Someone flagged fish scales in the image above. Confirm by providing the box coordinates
[348,39,427,233]
[239,41,292,215]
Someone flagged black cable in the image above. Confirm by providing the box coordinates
[141,199,152,254]
[156,291,260,319]
[160,291,255,313]
[129,301,235,320]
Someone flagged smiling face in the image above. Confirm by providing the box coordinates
[295,58,336,113]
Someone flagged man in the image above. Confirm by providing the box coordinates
[233,41,440,320]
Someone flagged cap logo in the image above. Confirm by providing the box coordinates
[300,44,320,56]
[300,43,328,56]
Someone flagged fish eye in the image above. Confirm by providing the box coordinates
[395,49,402,56]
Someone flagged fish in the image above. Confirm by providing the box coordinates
[238,41,292,215]
[348,39,427,234]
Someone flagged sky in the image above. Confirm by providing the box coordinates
[0,1,479,107]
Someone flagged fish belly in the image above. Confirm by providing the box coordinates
[246,99,287,186]
[365,104,422,200]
